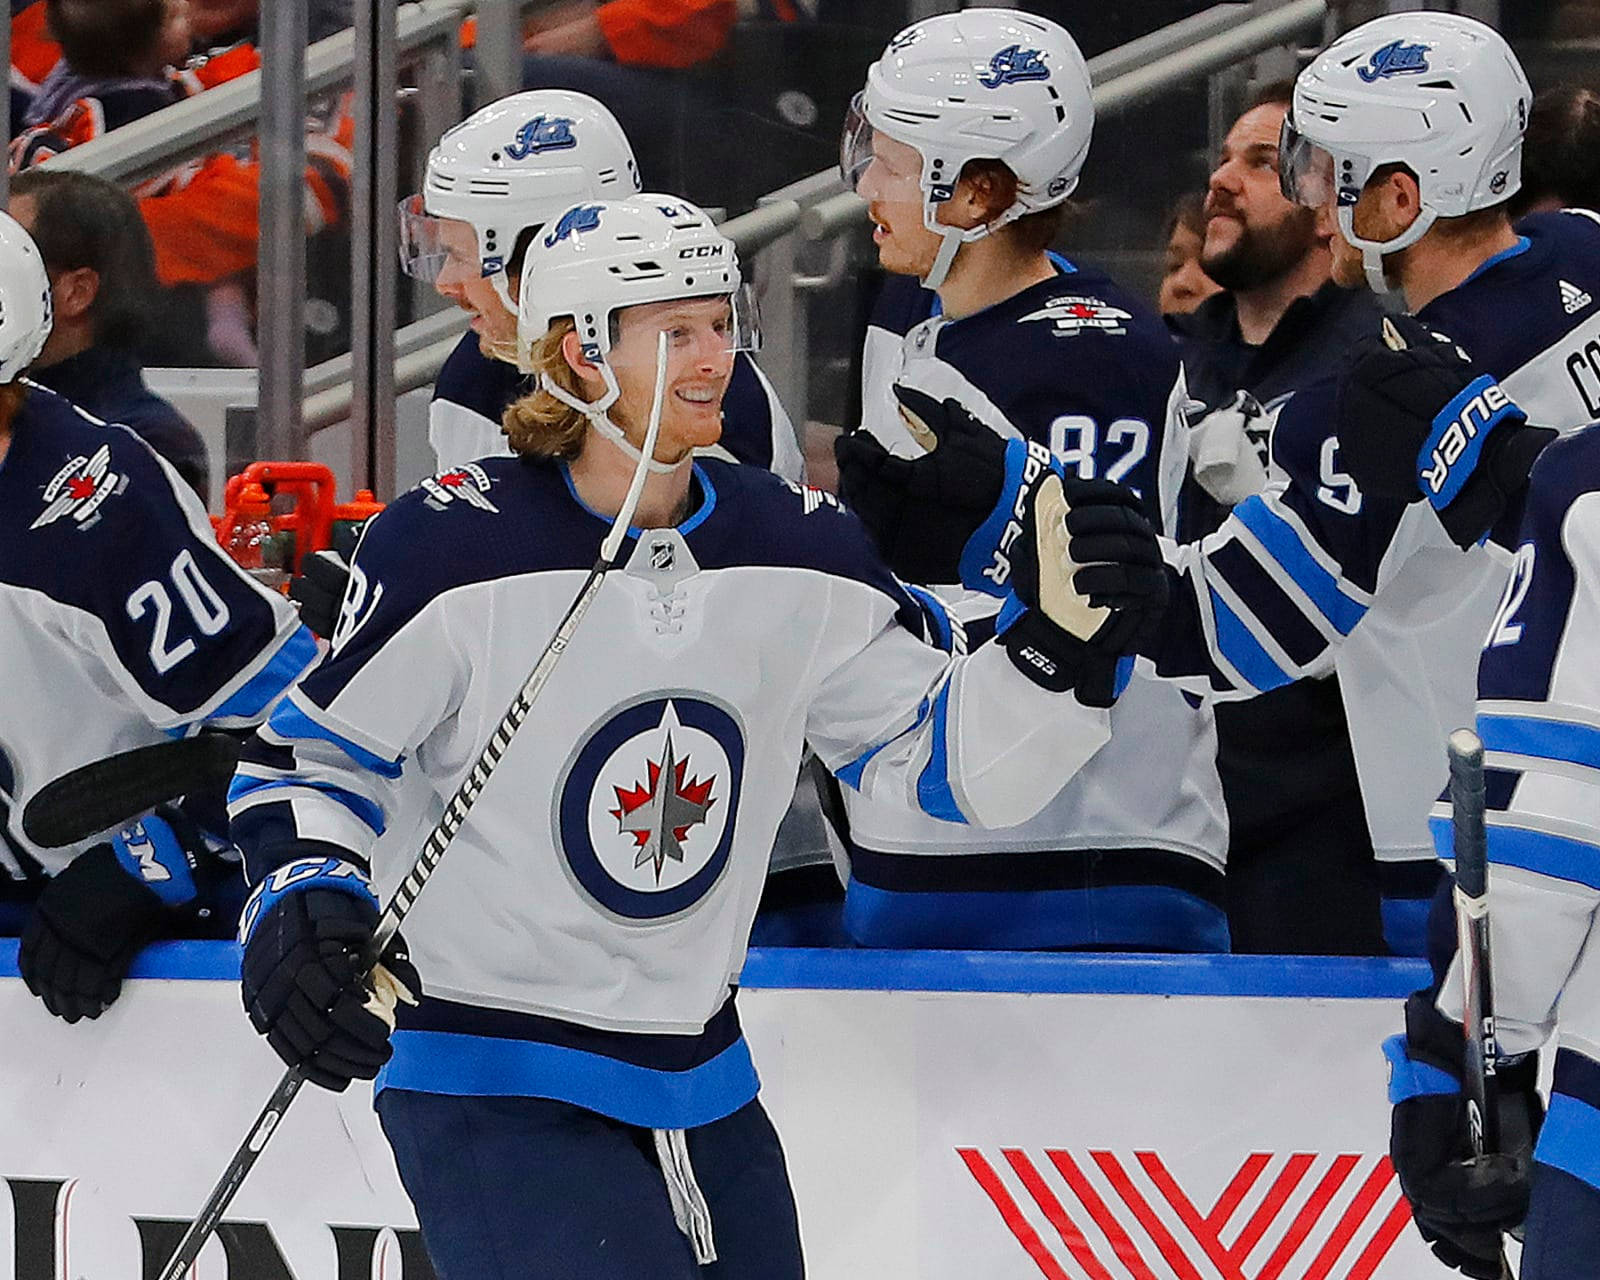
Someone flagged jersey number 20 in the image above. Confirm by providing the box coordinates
[126,550,232,674]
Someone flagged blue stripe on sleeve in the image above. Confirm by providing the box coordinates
[208,626,319,722]
[1536,1093,1600,1192]
[1431,817,1600,890]
[915,683,967,824]
[227,773,386,836]
[902,584,954,652]
[375,1030,760,1131]
[1383,1035,1459,1103]
[1478,712,1600,773]
[1208,586,1293,693]
[268,700,404,779]
[1232,497,1368,635]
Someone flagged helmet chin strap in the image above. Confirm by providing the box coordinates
[1337,203,1437,296]
[540,341,685,477]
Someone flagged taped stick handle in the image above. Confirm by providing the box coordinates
[1449,727,1489,898]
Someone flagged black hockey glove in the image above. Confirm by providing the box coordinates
[833,386,1007,584]
[1335,315,1556,549]
[19,808,209,1022]
[1385,990,1543,1278]
[994,476,1169,704]
[288,549,352,641]
[239,850,419,1092]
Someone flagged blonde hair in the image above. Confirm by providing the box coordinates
[502,318,592,460]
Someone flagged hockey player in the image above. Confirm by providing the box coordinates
[399,87,801,480]
[830,9,1227,951]
[226,195,1168,1279]
[866,12,1600,955]
[0,211,316,1021]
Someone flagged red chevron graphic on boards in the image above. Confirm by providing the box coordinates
[959,1149,1414,1280]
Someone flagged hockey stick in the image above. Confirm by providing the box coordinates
[20,733,243,849]
[157,336,672,1280]
[1448,727,1515,1280]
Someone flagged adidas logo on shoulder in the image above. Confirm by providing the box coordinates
[1560,279,1593,315]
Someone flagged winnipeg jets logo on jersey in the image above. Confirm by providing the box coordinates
[1019,296,1131,337]
[979,44,1050,88]
[557,695,744,921]
[1357,39,1430,82]
[783,478,843,515]
[610,731,718,883]
[30,444,123,530]
[420,462,499,513]
[504,114,577,161]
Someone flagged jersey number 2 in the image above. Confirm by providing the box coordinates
[126,550,232,674]
[1487,543,1536,649]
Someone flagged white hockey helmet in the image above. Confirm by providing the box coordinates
[398,89,641,310]
[841,9,1093,288]
[1279,12,1531,292]
[516,195,758,471]
[0,211,52,383]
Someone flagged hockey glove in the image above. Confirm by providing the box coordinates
[994,476,1169,704]
[19,809,207,1022]
[1335,315,1556,549]
[832,387,1008,585]
[288,550,352,641]
[1386,990,1543,1278]
[239,852,419,1092]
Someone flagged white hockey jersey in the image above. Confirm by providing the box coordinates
[0,384,314,880]
[1429,425,1600,1193]
[228,456,1110,1128]
[842,259,1227,952]
[429,331,805,481]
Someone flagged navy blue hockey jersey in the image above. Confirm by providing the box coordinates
[844,254,1226,952]
[0,383,314,880]
[1153,211,1600,896]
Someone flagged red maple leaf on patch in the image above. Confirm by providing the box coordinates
[437,471,467,487]
[66,475,97,500]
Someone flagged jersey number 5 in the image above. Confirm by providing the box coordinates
[126,550,232,674]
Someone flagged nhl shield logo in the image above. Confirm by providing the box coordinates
[556,695,745,921]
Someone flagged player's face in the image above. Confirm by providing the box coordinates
[431,217,517,352]
[1159,219,1221,317]
[1202,103,1320,291]
[157,0,192,66]
[606,298,737,461]
[857,133,942,278]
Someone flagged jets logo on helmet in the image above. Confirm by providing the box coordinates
[1357,40,1430,83]
[545,203,603,247]
[979,45,1050,89]
[505,114,577,161]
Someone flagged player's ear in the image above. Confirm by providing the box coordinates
[52,266,99,321]
[561,329,605,388]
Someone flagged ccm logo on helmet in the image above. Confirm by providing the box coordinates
[678,244,726,259]
[983,439,1055,588]
[1420,377,1515,502]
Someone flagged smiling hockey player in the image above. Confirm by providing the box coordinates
[226,195,1169,1279]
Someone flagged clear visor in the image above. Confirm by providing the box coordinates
[839,93,923,202]
[1278,116,1337,210]
[602,284,761,369]
[397,193,490,283]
